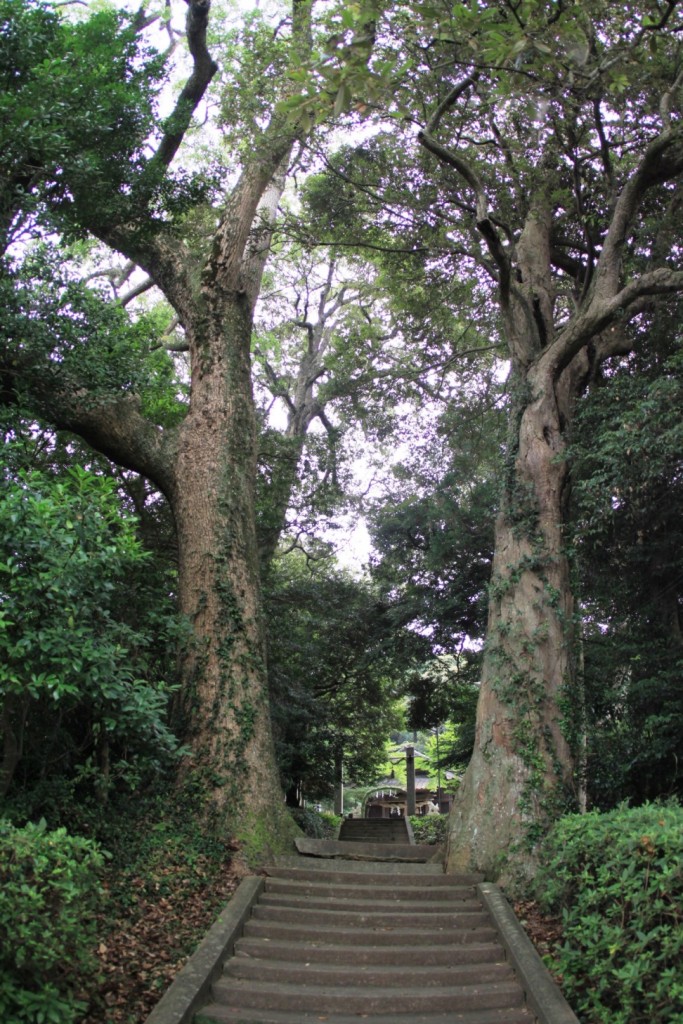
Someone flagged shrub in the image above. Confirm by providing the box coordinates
[0,819,105,1024]
[535,802,683,1024]
[289,808,341,839]
[409,814,448,846]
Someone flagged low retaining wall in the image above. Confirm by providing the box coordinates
[143,876,264,1024]
[478,882,580,1024]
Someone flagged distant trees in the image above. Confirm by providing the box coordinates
[265,554,414,806]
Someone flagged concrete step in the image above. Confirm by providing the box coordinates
[242,917,499,946]
[271,854,454,877]
[197,1007,533,1024]
[264,876,477,900]
[209,977,526,1015]
[295,837,439,861]
[192,857,541,1024]
[234,936,505,966]
[258,891,483,914]
[250,902,491,928]
[338,818,411,843]
[223,956,514,988]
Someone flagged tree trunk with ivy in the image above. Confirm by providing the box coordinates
[415,9,683,878]
[446,367,579,880]
[2,0,383,857]
[1,0,321,858]
[171,290,285,838]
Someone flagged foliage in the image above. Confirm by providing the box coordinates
[0,449,181,802]
[0,0,171,248]
[0,818,105,1024]
[368,387,501,647]
[366,392,500,769]
[0,251,187,427]
[409,814,448,846]
[570,336,683,807]
[536,802,683,1024]
[289,808,341,840]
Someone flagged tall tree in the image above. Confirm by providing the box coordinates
[408,0,683,880]
[321,0,683,880]
[0,0,380,854]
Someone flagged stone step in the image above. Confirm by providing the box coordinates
[242,917,498,946]
[208,977,526,1015]
[250,902,491,929]
[234,936,505,966]
[197,1006,533,1024]
[264,876,477,901]
[338,819,411,843]
[189,858,545,1024]
[223,956,514,989]
[295,837,440,861]
[339,818,409,832]
[271,854,454,877]
[258,891,483,914]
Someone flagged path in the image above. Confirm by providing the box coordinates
[145,821,579,1024]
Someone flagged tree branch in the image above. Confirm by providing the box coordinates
[119,275,155,306]
[418,129,510,294]
[417,130,488,222]
[593,127,683,302]
[546,266,683,378]
[207,1,315,295]
[147,0,218,174]
[426,75,478,134]
[3,352,178,501]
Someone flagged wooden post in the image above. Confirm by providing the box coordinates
[334,746,344,816]
[406,746,416,816]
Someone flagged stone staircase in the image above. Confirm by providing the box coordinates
[337,815,412,843]
[196,854,535,1023]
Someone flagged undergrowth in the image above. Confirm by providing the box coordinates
[289,808,341,839]
[0,819,105,1024]
[409,814,448,845]
[535,801,683,1024]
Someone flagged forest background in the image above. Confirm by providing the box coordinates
[1,1,682,1022]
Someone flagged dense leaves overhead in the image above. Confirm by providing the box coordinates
[0,1,172,248]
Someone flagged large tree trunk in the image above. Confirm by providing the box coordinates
[417,29,683,888]
[447,370,577,884]
[171,292,296,858]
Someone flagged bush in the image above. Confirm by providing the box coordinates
[535,802,683,1024]
[0,819,105,1024]
[409,814,448,846]
[289,808,341,839]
